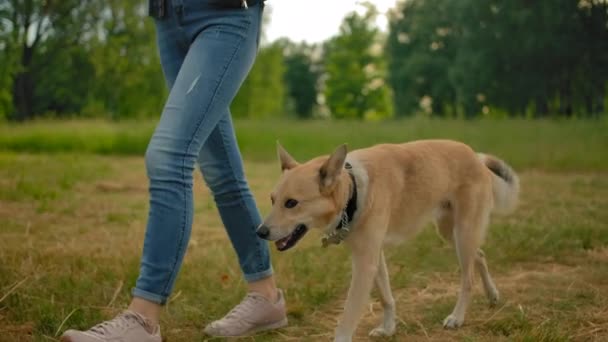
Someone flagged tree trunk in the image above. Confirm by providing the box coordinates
[12,45,35,121]
[585,94,593,117]
[536,97,549,117]
[593,83,605,118]
[559,80,573,117]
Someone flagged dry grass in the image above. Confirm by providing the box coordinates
[0,152,607,341]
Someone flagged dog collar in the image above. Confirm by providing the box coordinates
[322,162,357,247]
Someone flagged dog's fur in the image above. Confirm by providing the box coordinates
[258,140,520,341]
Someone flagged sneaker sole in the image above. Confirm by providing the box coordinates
[250,317,289,335]
[205,317,288,337]
[60,333,162,342]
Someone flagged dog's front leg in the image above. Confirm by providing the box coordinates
[334,240,381,342]
[369,250,396,337]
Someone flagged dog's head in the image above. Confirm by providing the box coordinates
[256,143,350,251]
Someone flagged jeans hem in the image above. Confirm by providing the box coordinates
[244,266,274,283]
[132,287,167,305]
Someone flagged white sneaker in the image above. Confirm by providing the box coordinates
[60,310,161,342]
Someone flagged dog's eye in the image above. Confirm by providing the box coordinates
[284,199,298,209]
[270,195,275,205]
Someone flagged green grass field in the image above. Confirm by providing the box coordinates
[1,117,607,170]
[0,119,607,341]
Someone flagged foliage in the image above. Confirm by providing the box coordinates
[86,0,166,120]
[0,0,291,120]
[323,4,393,119]
[386,0,608,117]
[0,1,606,120]
[233,41,286,118]
[279,39,320,119]
[386,0,458,117]
[0,0,102,120]
[0,2,16,119]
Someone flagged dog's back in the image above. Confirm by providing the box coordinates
[350,140,507,241]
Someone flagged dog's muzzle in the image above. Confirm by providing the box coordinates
[275,224,309,251]
[256,225,271,239]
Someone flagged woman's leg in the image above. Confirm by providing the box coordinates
[197,118,286,338]
[126,6,189,326]
[197,114,277,298]
[132,0,262,312]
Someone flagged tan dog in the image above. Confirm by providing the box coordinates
[256,140,520,342]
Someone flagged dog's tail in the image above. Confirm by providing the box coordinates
[478,153,520,214]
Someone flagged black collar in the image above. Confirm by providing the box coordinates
[335,162,357,230]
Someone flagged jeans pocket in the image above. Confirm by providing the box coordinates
[212,17,252,42]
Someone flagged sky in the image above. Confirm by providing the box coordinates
[264,0,400,44]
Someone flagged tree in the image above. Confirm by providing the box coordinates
[86,0,165,119]
[0,2,15,118]
[279,39,319,119]
[574,0,608,116]
[2,0,101,120]
[386,0,608,118]
[386,0,458,117]
[323,4,392,120]
[232,42,286,118]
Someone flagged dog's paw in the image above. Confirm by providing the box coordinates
[487,288,500,307]
[442,314,464,329]
[369,325,396,338]
[333,336,352,342]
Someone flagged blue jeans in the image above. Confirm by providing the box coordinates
[132,0,271,305]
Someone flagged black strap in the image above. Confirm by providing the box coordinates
[148,0,264,18]
[335,162,357,230]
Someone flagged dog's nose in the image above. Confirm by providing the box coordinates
[257,225,270,239]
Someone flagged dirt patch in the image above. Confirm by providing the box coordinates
[306,261,608,341]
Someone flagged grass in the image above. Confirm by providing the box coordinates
[0,119,607,341]
[0,117,607,171]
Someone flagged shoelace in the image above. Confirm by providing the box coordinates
[89,311,148,336]
[224,294,264,321]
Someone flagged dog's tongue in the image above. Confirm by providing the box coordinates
[275,238,289,251]
[275,224,308,251]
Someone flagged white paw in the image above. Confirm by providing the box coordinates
[487,288,500,307]
[442,314,464,329]
[369,325,396,337]
[333,336,352,342]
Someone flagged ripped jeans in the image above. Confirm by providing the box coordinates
[132,0,271,305]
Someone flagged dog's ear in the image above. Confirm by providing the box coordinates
[319,144,348,190]
[277,142,298,171]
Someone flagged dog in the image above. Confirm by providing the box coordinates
[256,140,520,341]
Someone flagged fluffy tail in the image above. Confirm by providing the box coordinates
[478,153,520,214]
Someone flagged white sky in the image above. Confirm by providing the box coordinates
[264,0,400,44]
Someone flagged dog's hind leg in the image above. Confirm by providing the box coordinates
[436,211,499,307]
[369,250,396,337]
[475,248,499,306]
[443,225,476,329]
[443,189,490,329]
